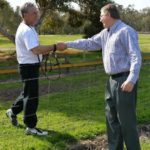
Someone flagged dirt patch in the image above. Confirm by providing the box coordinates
[0,83,63,101]
[68,135,108,150]
[68,125,150,150]
[139,124,150,138]
[0,77,93,101]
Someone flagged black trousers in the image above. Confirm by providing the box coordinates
[11,63,40,128]
[105,74,141,150]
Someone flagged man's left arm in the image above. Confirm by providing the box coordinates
[121,28,142,92]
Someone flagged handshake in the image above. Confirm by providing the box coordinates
[55,42,68,51]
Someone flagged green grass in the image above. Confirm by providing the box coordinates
[0,34,83,49]
[0,33,149,70]
[0,65,150,150]
[137,65,150,123]
[0,34,150,149]
[0,34,150,52]
[0,36,15,48]
[0,71,106,150]
[39,34,83,45]
[0,34,149,69]
[0,34,150,65]
[139,34,150,56]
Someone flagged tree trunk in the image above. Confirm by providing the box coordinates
[0,27,15,44]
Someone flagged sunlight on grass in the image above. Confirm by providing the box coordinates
[0,34,149,150]
[0,34,150,53]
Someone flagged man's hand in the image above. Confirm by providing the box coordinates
[56,42,67,51]
[121,81,134,92]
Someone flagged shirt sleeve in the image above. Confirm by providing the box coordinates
[66,32,102,51]
[121,28,142,84]
[23,29,39,51]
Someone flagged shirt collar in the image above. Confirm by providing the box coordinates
[108,20,121,33]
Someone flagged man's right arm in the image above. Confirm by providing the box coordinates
[31,45,55,55]
[57,32,102,51]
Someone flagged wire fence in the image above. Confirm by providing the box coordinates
[0,61,149,150]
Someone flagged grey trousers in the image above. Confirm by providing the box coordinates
[105,74,141,150]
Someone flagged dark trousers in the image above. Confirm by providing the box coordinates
[105,74,141,150]
[11,63,40,128]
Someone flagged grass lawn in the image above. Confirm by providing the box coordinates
[0,65,150,150]
[0,34,150,149]
[139,34,150,53]
[0,33,150,68]
[0,34,150,52]
[0,69,106,150]
[0,34,83,49]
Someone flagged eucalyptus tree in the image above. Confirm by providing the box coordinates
[0,0,112,43]
[36,0,112,37]
[0,0,20,43]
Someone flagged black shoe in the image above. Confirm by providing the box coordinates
[6,109,19,126]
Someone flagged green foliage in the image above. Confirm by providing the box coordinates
[2,0,150,43]
[118,4,150,32]
[0,1,21,34]
[67,9,83,28]
[0,0,7,9]
[39,11,64,34]
[118,5,142,31]
[69,0,112,37]
[35,0,112,36]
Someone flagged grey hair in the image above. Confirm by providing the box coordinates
[20,2,37,17]
[101,4,120,19]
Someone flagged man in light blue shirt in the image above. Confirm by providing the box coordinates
[57,3,141,150]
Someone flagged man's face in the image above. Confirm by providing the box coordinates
[24,7,39,26]
[100,10,111,28]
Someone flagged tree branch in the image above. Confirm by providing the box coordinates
[0,27,15,44]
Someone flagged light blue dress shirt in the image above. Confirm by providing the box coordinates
[66,20,142,84]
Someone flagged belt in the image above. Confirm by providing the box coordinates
[110,71,129,78]
[19,63,40,67]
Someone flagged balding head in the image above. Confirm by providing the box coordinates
[101,4,120,19]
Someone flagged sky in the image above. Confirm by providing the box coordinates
[6,0,150,11]
[6,0,36,10]
[114,0,150,10]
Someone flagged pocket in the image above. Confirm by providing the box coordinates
[108,36,120,54]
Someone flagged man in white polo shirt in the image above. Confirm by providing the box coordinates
[6,2,60,136]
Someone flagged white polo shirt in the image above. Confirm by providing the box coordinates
[15,22,41,64]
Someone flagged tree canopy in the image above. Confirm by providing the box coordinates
[0,0,21,43]
[1,0,150,43]
[35,0,112,37]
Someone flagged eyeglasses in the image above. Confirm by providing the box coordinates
[100,14,108,18]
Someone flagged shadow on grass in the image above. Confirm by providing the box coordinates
[11,123,77,149]
[32,128,77,150]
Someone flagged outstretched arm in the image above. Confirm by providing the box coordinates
[56,32,102,51]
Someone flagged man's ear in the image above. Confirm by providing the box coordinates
[107,12,111,17]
